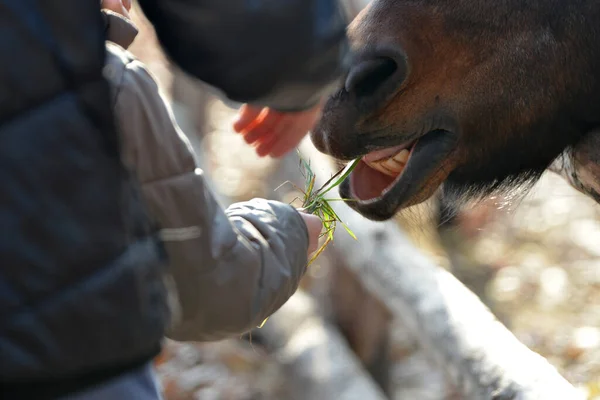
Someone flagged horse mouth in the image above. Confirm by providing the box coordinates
[340,130,458,221]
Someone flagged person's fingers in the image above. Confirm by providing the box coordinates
[269,141,299,158]
[265,110,319,158]
[240,103,323,157]
[297,212,323,255]
[242,110,283,144]
[233,105,263,133]
[267,127,307,158]
[254,116,295,157]
[101,0,130,17]
[255,139,278,157]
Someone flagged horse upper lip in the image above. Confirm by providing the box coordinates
[362,141,416,163]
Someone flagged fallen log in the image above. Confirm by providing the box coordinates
[298,139,584,400]
[256,291,388,400]
[328,261,393,396]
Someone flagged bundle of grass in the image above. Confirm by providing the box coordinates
[257,156,360,330]
[278,153,360,266]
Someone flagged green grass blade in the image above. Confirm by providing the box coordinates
[300,157,314,186]
[341,221,357,240]
[318,159,361,196]
[323,198,358,202]
[257,317,268,328]
[320,201,357,240]
[320,201,341,222]
[305,175,316,201]
[275,180,305,194]
[294,154,361,265]
[307,236,332,266]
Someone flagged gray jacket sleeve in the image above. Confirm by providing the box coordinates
[136,0,350,112]
[107,44,309,342]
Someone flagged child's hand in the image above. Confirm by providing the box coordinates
[297,212,323,256]
[233,103,322,158]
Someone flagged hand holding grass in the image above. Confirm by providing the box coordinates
[257,157,359,329]
[279,155,361,266]
[298,212,323,256]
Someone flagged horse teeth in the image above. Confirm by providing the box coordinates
[394,149,410,164]
[382,158,404,173]
[368,159,402,176]
[365,149,411,177]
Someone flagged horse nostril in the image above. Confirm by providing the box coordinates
[344,57,398,97]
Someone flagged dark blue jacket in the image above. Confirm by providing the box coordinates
[138,0,350,112]
[0,1,170,397]
[0,0,348,397]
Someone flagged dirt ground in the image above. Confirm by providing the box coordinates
[126,4,600,399]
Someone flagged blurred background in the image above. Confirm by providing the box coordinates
[126,1,600,398]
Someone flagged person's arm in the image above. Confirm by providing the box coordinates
[108,45,321,341]
[136,0,350,112]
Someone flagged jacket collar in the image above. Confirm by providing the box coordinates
[102,9,138,49]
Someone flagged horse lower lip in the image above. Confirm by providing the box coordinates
[342,130,458,221]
